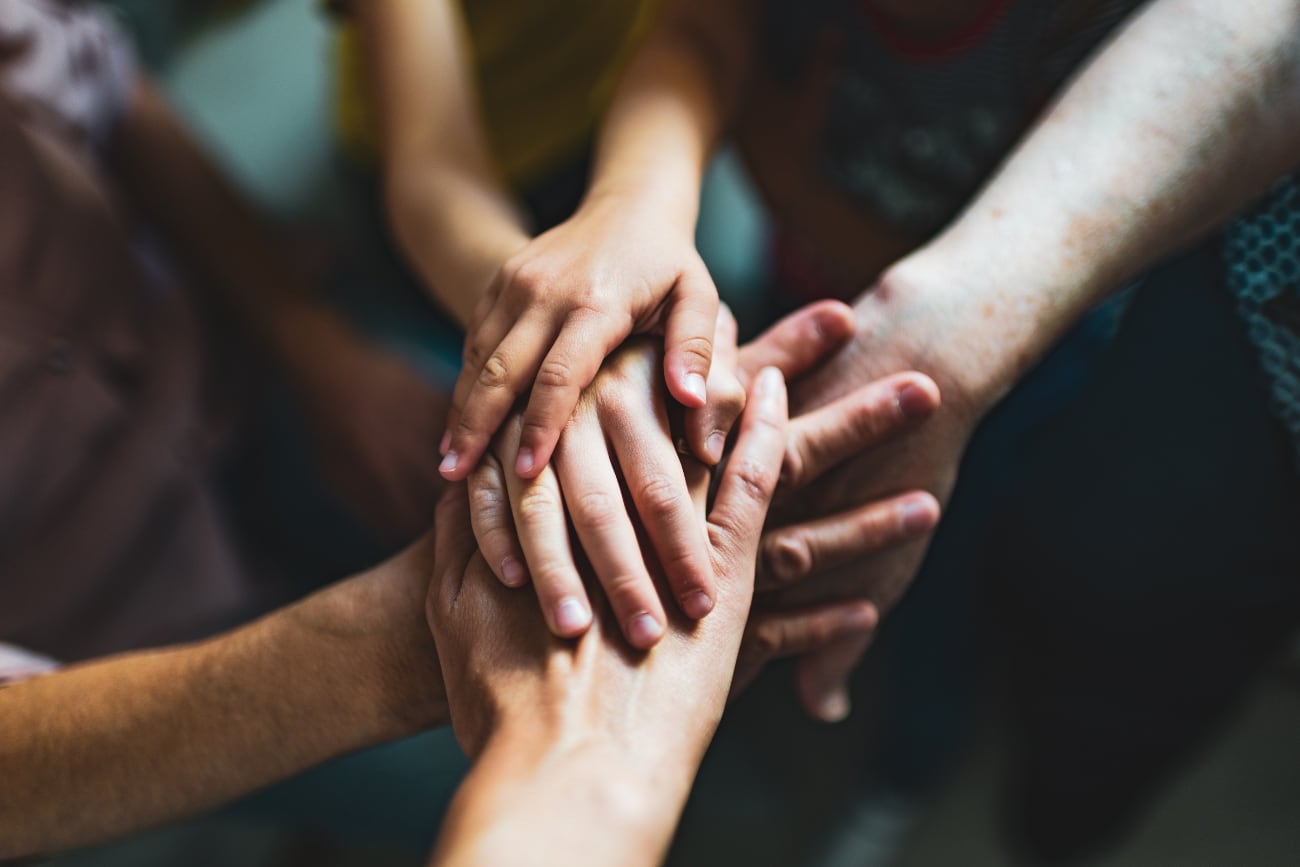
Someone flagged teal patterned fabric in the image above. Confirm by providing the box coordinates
[1225,176,1300,469]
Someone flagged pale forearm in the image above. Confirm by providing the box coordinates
[430,723,699,867]
[359,0,529,325]
[0,569,445,859]
[890,0,1300,406]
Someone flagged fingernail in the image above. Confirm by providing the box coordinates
[756,367,784,405]
[680,591,714,619]
[439,430,451,456]
[554,597,591,634]
[501,557,526,587]
[843,604,878,633]
[706,432,726,463]
[685,373,707,404]
[896,384,933,420]
[627,613,664,647]
[439,451,459,476]
[900,499,936,535]
[515,448,535,476]
[814,689,852,724]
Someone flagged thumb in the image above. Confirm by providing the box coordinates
[663,265,720,408]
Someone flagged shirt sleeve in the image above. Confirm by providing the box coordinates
[0,0,138,151]
[0,642,58,686]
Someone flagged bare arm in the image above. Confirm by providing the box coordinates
[879,0,1300,411]
[768,0,1300,717]
[0,539,446,861]
[426,366,790,867]
[357,0,530,326]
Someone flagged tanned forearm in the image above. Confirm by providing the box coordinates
[358,0,530,325]
[881,0,1300,408]
[0,546,446,861]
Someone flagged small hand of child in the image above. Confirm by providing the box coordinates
[438,194,720,482]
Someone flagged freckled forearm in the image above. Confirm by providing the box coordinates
[870,0,1300,407]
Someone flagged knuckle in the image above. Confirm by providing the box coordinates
[764,534,814,585]
[535,357,575,392]
[478,353,512,390]
[636,474,687,516]
[506,262,549,301]
[515,486,561,527]
[468,480,508,519]
[571,489,621,531]
[730,456,778,503]
[847,402,886,444]
[603,570,653,608]
[676,335,714,366]
[531,564,576,595]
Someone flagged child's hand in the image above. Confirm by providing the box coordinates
[438,193,720,482]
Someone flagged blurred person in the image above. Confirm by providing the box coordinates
[486,0,1300,860]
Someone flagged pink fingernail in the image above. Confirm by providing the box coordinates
[515,448,535,476]
[627,613,664,648]
[501,557,526,587]
[554,597,591,634]
[900,499,936,534]
[439,431,451,456]
[896,384,933,420]
[706,433,726,463]
[439,451,459,476]
[685,373,707,404]
[814,689,851,724]
[680,591,714,619]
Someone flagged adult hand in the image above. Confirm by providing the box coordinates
[425,367,790,867]
[463,321,743,648]
[459,303,854,649]
[752,268,995,721]
[723,305,943,719]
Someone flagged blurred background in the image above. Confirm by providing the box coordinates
[37,1,1300,865]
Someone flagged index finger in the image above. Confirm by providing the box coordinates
[707,367,789,574]
[736,301,856,387]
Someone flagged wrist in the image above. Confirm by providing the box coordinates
[440,723,695,867]
[862,244,1083,420]
[279,563,447,743]
[582,172,700,237]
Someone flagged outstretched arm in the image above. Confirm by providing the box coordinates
[426,365,789,867]
[438,0,756,481]
[357,0,531,326]
[767,0,1300,716]
[0,541,446,861]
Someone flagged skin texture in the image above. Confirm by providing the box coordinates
[427,367,791,867]
[0,539,446,861]
[357,0,750,627]
[466,303,941,671]
[515,0,1300,717]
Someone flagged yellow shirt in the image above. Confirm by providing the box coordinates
[334,0,654,188]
